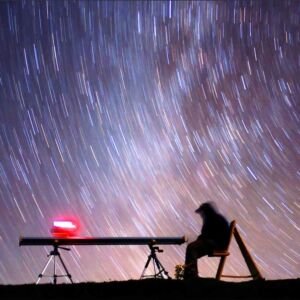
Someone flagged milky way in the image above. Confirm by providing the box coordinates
[0,0,299,284]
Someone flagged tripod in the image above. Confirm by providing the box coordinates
[140,243,171,279]
[36,244,73,284]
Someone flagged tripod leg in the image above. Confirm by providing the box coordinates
[153,256,171,279]
[36,255,54,284]
[57,253,73,283]
[53,255,57,284]
[152,258,157,278]
[140,255,153,279]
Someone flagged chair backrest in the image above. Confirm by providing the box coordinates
[225,220,236,251]
[209,220,236,257]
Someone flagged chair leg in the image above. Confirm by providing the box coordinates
[216,256,226,280]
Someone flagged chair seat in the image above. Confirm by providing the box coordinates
[209,250,230,257]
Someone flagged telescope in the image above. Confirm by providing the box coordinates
[19,235,186,284]
[19,236,185,246]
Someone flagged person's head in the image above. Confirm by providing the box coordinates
[195,201,218,218]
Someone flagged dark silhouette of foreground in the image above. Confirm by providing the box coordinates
[1,278,299,300]
[184,202,230,279]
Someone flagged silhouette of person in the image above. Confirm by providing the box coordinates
[184,202,230,279]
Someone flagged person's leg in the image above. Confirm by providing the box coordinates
[184,240,200,278]
[184,238,212,279]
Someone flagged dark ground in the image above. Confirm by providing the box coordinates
[1,278,299,300]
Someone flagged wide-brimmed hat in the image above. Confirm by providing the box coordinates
[195,204,204,213]
[195,202,216,214]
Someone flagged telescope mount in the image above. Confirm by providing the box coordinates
[36,244,73,284]
[140,242,171,279]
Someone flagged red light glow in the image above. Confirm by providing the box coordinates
[53,221,77,229]
[50,218,80,238]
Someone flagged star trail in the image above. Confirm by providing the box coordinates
[0,0,299,284]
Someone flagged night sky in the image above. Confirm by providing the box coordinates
[0,0,299,284]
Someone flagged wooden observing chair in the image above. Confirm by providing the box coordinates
[208,220,263,280]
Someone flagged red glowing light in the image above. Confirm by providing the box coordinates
[51,218,80,238]
[53,221,77,229]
